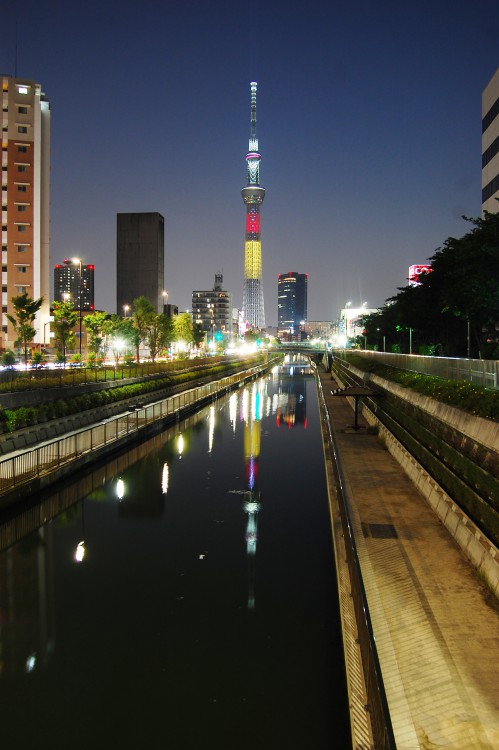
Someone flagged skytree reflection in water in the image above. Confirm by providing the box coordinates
[230,381,263,610]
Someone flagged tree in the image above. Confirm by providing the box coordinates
[131,296,155,362]
[83,311,108,361]
[173,313,194,352]
[361,213,499,357]
[147,314,174,362]
[6,293,43,364]
[52,300,78,366]
[102,315,136,365]
[1,350,16,368]
[192,322,205,350]
[426,213,499,357]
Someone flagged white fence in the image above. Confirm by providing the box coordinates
[336,350,498,389]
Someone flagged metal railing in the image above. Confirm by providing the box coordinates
[0,354,261,394]
[315,368,396,750]
[335,349,498,389]
[0,361,268,496]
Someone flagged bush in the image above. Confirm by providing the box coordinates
[341,353,498,420]
[1,356,268,430]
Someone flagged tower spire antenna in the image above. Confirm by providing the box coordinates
[242,82,266,330]
[250,81,258,145]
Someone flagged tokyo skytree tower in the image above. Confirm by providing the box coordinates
[242,82,266,330]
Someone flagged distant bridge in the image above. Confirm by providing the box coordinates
[270,342,324,353]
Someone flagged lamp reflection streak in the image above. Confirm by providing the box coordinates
[208,406,215,453]
[162,463,169,495]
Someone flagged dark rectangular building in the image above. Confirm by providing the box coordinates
[277,272,308,341]
[117,212,165,314]
[54,259,94,310]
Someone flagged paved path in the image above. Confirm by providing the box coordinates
[319,369,499,749]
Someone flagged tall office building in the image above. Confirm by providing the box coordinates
[192,273,232,338]
[1,75,50,351]
[54,258,95,309]
[242,82,266,330]
[277,272,308,341]
[117,212,164,314]
[482,68,499,214]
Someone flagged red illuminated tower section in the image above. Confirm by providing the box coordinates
[242,82,266,330]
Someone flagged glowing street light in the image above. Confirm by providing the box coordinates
[74,540,85,563]
[123,304,130,318]
[116,478,125,500]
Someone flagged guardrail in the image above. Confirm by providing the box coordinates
[315,367,396,750]
[335,350,498,389]
[0,361,269,496]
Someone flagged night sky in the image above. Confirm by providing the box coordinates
[2,0,498,325]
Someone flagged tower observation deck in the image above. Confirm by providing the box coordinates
[242,82,266,330]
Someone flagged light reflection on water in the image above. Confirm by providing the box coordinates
[0,358,350,749]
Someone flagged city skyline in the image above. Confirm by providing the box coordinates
[1,1,498,326]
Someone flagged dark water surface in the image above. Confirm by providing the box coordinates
[0,362,351,749]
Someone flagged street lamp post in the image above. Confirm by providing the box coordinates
[123,304,130,318]
[43,318,53,348]
[71,257,83,358]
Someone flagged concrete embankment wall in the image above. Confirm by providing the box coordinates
[0,357,280,510]
[334,361,499,596]
[0,377,192,455]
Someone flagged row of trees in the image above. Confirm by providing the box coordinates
[5,295,205,366]
[359,212,499,359]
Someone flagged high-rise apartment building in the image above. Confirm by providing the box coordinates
[482,68,499,214]
[54,259,95,310]
[277,272,308,341]
[1,75,51,350]
[117,212,164,314]
[192,274,232,339]
[242,82,266,330]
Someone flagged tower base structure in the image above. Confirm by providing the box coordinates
[243,278,266,331]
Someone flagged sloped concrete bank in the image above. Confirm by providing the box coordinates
[0,357,280,511]
[0,375,210,456]
[332,359,499,595]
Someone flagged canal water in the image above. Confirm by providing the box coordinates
[0,359,351,749]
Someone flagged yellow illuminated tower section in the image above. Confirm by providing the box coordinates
[242,82,266,330]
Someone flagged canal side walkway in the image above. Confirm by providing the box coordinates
[318,368,499,750]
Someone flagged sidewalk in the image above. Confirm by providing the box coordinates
[319,369,499,749]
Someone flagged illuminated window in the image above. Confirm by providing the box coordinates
[18,86,28,95]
